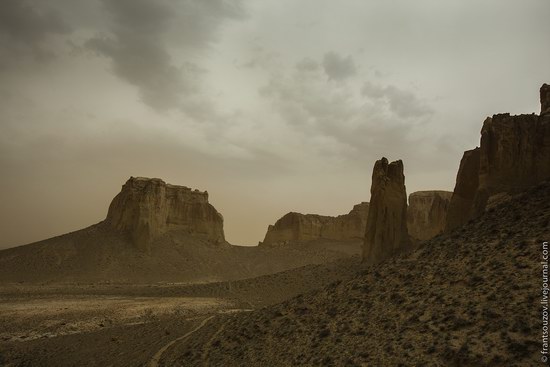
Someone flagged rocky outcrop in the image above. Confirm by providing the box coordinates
[261,202,369,246]
[407,191,452,242]
[362,158,411,264]
[541,83,550,114]
[445,84,550,231]
[444,148,480,231]
[106,177,225,250]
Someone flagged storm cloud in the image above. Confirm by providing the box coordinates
[0,0,70,68]
[322,52,357,81]
[86,0,245,111]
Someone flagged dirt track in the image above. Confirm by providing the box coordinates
[0,292,232,367]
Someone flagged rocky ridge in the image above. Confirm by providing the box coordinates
[261,203,369,247]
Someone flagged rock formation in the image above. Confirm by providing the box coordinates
[444,148,480,231]
[407,190,452,242]
[261,202,369,246]
[541,83,550,114]
[362,158,411,264]
[445,84,550,231]
[106,177,225,250]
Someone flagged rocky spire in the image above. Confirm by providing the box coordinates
[362,158,411,264]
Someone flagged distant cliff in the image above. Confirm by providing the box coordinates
[407,191,452,242]
[261,202,369,247]
[446,84,550,231]
[106,177,225,250]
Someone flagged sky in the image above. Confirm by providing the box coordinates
[0,0,549,249]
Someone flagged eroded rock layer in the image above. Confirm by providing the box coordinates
[261,202,369,246]
[445,148,481,231]
[407,190,452,242]
[362,158,410,264]
[106,177,225,250]
[446,84,550,231]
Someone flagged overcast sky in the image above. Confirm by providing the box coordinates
[0,0,549,249]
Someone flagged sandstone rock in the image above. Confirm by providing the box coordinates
[261,202,369,246]
[106,177,225,250]
[362,158,410,264]
[444,148,480,231]
[541,83,550,114]
[474,112,550,214]
[407,191,452,242]
[445,84,550,231]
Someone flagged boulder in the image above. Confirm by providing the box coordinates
[106,177,225,250]
[261,202,369,246]
[362,158,411,264]
[407,191,452,242]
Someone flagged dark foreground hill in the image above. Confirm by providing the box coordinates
[175,181,550,366]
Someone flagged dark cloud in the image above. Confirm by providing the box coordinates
[361,82,433,119]
[322,51,356,81]
[86,0,245,112]
[0,0,70,67]
[296,57,319,72]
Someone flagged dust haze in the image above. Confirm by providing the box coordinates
[1,0,549,249]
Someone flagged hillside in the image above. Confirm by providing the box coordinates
[0,223,360,283]
[173,181,549,366]
[0,176,361,284]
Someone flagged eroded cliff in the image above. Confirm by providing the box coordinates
[106,177,225,250]
[261,202,369,246]
[407,191,452,242]
[445,84,550,231]
[362,158,410,264]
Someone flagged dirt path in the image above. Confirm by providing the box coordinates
[201,317,229,366]
[148,315,215,367]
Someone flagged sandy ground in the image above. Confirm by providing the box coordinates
[0,289,237,367]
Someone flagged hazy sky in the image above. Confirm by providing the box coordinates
[1,0,549,249]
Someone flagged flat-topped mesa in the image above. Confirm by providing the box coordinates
[106,177,225,250]
[445,83,550,231]
[407,190,452,242]
[261,202,369,247]
[362,158,411,264]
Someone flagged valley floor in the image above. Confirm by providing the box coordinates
[0,286,244,367]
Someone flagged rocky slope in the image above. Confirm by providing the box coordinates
[362,157,410,264]
[446,84,550,230]
[260,203,369,247]
[176,180,550,367]
[407,190,452,242]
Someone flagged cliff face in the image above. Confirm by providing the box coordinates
[474,112,550,213]
[541,83,550,114]
[106,177,225,250]
[261,202,369,246]
[445,84,550,231]
[407,191,452,242]
[445,148,481,231]
[362,158,410,264]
